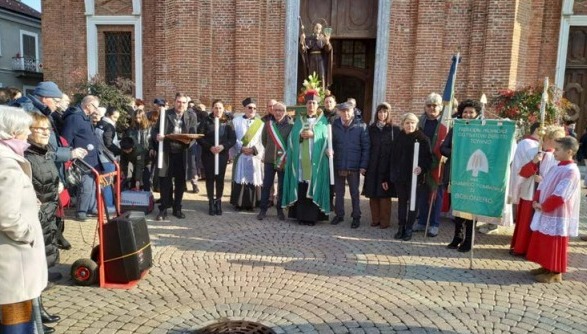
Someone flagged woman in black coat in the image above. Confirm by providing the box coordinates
[362,103,399,229]
[24,113,62,330]
[197,99,236,215]
[440,99,481,252]
[390,112,432,241]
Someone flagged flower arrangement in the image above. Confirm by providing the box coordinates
[297,72,326,104]
[490,84,574,135]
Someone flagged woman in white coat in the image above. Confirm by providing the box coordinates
[0,106,47,333]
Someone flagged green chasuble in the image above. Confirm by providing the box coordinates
[281,112,331,213]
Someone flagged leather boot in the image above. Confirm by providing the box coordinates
[394,225,405,240]
[447,218,464,249]
[276,208,285,221]
[458,219,473,252]
[208,200,215,216]
[40,296,60,324]
[55,218,72,250]
[402,226,413,241]
[43,324,56,333]
[215,199,222,215]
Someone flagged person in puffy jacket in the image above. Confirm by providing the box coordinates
[329,102,370,229]
[23,112,63,332]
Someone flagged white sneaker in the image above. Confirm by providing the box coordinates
[479,224,499,234]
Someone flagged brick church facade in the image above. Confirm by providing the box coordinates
[42,0,586,129]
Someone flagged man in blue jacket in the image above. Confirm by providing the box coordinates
[62,95,102,221]
[329,102,370,228]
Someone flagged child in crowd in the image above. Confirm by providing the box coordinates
[526,136,581,283]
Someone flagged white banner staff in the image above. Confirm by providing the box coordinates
[157,107,166,169]
[410,141,420,212]
[327,124,335,185]
[214,117,219,175]
[540,77,549,127]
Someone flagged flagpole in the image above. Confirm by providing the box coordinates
[425,52,459,237]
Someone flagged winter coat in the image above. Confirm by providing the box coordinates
[261,115,293,166]
[24,142,60,268]
[150,108,198,176]
[96,117,121,156]
[390,130,432,185]
[197,114,237,162]
[331,117,370,171]
[62,105,101,168]
[362,123,399,198]
[126,125,152,152]
[440,129,454,186]
[0,143,47,304]
[120,145,147,182]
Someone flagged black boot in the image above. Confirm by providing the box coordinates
[402,226,413,241]
[40,296,60,324]
[394,225,405,240]
[172,206,185,219]
[43,324,56,333]
[215,199,222,215]
[276,208,285,221]
[447,218,464,249]
[55,218,72,250]
[208,199,215,216]
[458,219,473,252]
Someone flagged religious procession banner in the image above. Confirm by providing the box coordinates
[450,119,516,217]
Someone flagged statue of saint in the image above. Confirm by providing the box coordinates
[300,22,333,91]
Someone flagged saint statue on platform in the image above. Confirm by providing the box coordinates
[299,21,333,91]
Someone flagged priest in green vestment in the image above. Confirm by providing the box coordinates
[281,92,331,225]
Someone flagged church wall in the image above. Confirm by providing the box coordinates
[41,0,563,116]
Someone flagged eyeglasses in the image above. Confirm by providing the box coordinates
[248,106,257,110]
[90,103,99,110]
[31,127,51,132]
[426,104,439,108]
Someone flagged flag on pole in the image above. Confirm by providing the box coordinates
[430,53,461,186]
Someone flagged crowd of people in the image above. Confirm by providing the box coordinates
[0,81,584,333]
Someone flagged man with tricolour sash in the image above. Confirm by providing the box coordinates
[257,102,293,221]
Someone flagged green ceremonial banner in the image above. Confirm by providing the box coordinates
[450,119,516,217]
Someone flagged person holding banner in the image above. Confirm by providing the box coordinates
[390,113,432,240]
[230,98,265,210]
[364,102,399,229]
[440,99,481,251]
[257,102,293,221]
[282,92,331,225]
[197,99,236,215]
[152,92,198,221]
[329,102,370,229]
[526,136,581,283]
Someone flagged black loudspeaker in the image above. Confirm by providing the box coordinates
[102,211,153,283]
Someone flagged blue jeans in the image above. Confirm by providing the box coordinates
[334,170,361,219]
[417,184,444,228]
[101,162,116,211]
[260,163,284,211]
[77,173,97,214]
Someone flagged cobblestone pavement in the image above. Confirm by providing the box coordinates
[45,168,587,334]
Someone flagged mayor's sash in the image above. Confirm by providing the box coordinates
[267,120,287,169]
